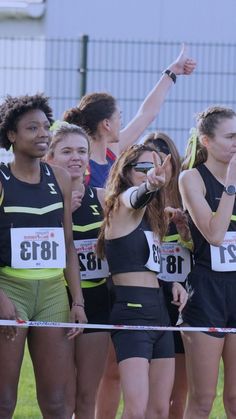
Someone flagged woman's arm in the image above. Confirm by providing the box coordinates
[179,165,236,246]
[121,153,170,209]
[96,187,105,209]
[52,166,87,336]
[116,44,196,153]
[0,290,19,340]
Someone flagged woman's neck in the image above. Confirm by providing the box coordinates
[204,157,228,185]
[10,158,41,183]
[90,134,108,164]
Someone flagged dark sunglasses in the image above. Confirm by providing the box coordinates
[129,162,155,173]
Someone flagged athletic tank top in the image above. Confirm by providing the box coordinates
[87,149,116,188]
[105,217,159,275]
[0,162,64,268]
[189,163,236,269]
[72,186,108,284]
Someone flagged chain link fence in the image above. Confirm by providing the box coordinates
[0,36,235,153]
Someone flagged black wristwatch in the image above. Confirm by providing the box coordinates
[224,184,236,195]
[162,69,177,84]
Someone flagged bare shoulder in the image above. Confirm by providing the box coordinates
[179,168,205,192]
[179,168,198,182]
[179,168,206,212]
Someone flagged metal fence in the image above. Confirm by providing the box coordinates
[0,36,236,154]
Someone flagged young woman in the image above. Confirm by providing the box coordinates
[97,144,187,419]
[179,106,236,418]
[144,131,192,419]
[46,122,110,419]
[0,94,86,418]
[63,44,196,187]
[64,44,196,419]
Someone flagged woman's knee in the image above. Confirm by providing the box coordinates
[0,394,17,418]
[38,392,67,418]
[124,405,146,419]
[224,394,236,416]
[148,402,169,419]
[190,392,216,416]
[76,387,96,411]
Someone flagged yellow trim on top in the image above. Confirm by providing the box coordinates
[0,266,63,280]
[212,211,236,221]
[162,234,180,242]
[73,221,103,233]
[4,202,63,215]
[0,189,4,206]
[81,278,106,288]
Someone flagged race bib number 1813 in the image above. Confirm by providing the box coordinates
[11,227,66,269]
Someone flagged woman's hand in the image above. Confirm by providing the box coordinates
[171,282,188,312]
[67,306,88,339]
[71,190,84,212]
[0,290,19,340]
[146,152,171,191]
[164,206,191,241]
[168,43,196,76]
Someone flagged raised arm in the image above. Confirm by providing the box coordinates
[179,160,236,246]
[118,44,196,152]
[121,153,171,209]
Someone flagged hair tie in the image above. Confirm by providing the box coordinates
[50,120,70,133]
[185,127,198,169]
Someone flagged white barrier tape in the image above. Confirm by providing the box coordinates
[0,319,235,333]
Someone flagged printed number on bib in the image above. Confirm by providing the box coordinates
[74,238,109,280]
[11,227,66,268]
[158,242,191,282]
[144,231,161,272]
[211,231,236,271]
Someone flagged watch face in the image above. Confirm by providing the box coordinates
[226,185,236,195]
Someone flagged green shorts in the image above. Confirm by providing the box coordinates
[0,268,70,322]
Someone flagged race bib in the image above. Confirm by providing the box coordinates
[144,231,161,272]
[74,238,109,280]
[210,231,236,271]
[158,242,191,282]
[11,227,66,269]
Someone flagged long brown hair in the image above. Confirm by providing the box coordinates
[63,93,117,137]
[97,144,168,258]
[182,106,236,170]
[144,131,182,208]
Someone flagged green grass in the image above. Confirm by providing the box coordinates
[14,345,226,419]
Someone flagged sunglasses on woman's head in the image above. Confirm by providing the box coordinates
[129,162,155,173]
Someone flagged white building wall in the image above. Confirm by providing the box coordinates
[0,0,236,43]
[0,0,236,153]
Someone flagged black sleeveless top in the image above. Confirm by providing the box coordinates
[0,162,64,267]
[105,217,151,275]
[72,186,105,282]
[189,164,236,269]
[72,186,103,241]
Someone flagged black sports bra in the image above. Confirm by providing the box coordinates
[105,218,152,275]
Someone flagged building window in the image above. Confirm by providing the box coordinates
[0,0,46,19]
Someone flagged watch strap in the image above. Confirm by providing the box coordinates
[162,69,177,84]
